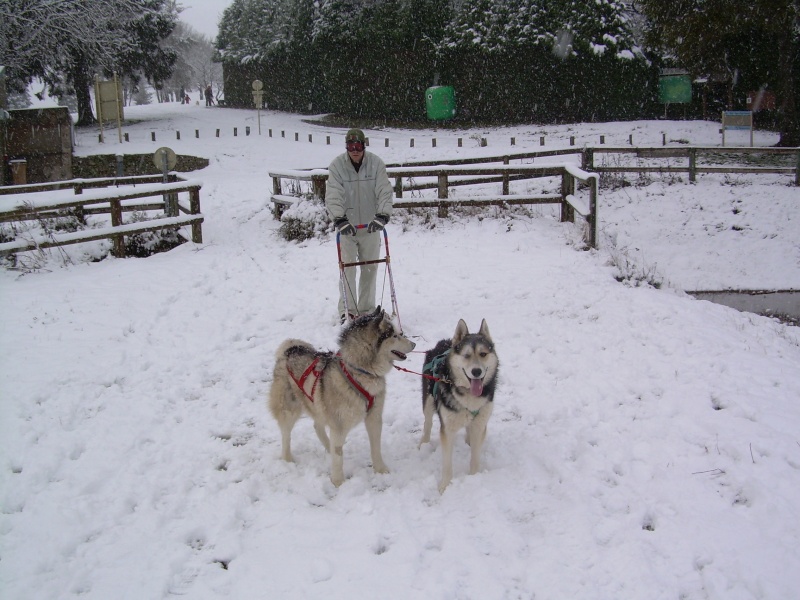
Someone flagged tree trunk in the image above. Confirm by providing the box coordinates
[71,52,96,127]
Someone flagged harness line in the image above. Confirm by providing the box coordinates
[287,353,375,411]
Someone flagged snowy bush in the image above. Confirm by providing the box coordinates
[278,196,330,242]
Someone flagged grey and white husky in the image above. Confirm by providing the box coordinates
[268,307,416,487]
[419,319,499,492]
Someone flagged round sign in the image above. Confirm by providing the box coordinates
[153,146,177,171]
[252,80,263,91]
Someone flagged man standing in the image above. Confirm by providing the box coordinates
[204,85,213,106]
[326,128,394,323]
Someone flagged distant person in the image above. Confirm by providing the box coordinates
[325,128,394,323]
[204,85,214,107]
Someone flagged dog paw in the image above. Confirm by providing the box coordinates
[330,474,344,487]
[438,481,450,494]
[373,463,390,475]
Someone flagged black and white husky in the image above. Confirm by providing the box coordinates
[419,319,499,492]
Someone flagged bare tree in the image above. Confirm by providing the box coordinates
[1,0,178,125]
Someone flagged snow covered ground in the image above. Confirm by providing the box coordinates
[1,102,799,600]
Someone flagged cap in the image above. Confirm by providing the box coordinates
[345,128,366,143]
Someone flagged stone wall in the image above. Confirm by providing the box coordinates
[72,153,209,179]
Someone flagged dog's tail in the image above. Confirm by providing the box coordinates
[275,339,315,361]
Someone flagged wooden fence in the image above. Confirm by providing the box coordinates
[584,146,800,185]
[0,176,203,258]
[269,163,599,249]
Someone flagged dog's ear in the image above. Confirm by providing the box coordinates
[478,319,491,342]
[373,306,382,318]
[453,319,469,345]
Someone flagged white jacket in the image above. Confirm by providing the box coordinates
[325,151,393,226]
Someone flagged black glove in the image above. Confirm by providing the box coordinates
[334,217,356,236]
[367,214,389,233]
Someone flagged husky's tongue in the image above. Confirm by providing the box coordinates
[470,378,484,396]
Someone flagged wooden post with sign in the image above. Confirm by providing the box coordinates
[94,73,124,143]
[721,111,753,147]
[252,80,264,135]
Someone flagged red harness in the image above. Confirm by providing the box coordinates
[287,354,375,411]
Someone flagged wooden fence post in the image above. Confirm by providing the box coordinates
[272,175,282,219]
[795,150,800,186]
[502,157,510,195]
[437,173,448,200]
[394,177,403,198]
[582,148,594,171]
[689,148,697,183]
[560,171,574,223]
[588,176,598,249]
[311,175,326,200]
[110,199,125,257]
[189,187,203,244]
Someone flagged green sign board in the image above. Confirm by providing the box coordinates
[659,75,692,104]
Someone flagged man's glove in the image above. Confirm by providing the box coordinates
[334,217,356,236]
[367,214,389,233]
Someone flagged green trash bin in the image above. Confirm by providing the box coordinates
[426,86,456,121]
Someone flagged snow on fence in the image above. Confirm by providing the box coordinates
[0,176,204,258]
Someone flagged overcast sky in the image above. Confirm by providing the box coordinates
[179,0,234,39]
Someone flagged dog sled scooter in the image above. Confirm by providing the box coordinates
[336,225,403,331]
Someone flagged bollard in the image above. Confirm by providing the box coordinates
[176,131,181,140]
[570,136,575,146]
[540,136,545,146]
[410,138,415,148]
[246,126,251,136]
[309,134,313,143]
[234,127,238,136]
[326,135,330,145]
[432,138,436,148]
[196,129,199,138]
[216,129,220,138]
[599,135,604,144]
[151,132,156,142]
[458,138,462,147]
[385,138,389,147]
[511,137,515,146]
[281,130,285,138]
[629,134,633,145]
[116,154,124,177]
[124,133,129,142]
[294,132,299,141]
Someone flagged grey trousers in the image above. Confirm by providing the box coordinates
[338,229,381,316]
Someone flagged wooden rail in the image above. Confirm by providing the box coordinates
[585,146,800,185]
[0,178,203,258]
[269,163,599,248]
